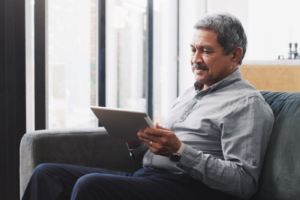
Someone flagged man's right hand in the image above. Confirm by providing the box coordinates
[125,140,143,149]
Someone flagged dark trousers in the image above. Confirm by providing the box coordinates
[22,163,237,200]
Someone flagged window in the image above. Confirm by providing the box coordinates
[33,0,300,130]
[47,0,98,129]
[153,0,178,123]
[106,0,148,112]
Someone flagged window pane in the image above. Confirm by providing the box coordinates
[178,0,206,94]
[106,0,147,112]
[47,0,98,129]
[153,0,178,123]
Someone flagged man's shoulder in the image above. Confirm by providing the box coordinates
[212,79,270,112]
[226,79,264,101]
[227,80,274,115]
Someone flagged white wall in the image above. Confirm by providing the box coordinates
[247,0,300,60]
[204,0,300,60]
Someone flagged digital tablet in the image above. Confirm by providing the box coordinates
[90,106,155,141]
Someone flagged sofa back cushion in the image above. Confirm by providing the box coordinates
[251,91,300,199]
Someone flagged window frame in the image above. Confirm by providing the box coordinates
[34,0,156,128]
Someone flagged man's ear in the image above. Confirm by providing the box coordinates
[230,47,243,65]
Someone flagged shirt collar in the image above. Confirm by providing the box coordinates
[196,67,242,94]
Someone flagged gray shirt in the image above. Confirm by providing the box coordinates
[130,68,274,199]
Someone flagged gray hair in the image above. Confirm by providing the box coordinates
[194,13,247,65]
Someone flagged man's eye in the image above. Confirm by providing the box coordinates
[191,49,196,53]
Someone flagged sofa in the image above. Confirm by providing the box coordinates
[19,91,300,199]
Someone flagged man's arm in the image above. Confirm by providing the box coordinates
[139,96,274,199]
[125,140,149,167]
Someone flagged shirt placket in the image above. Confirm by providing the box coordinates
[143,88,211,169]
[171,88,211,130]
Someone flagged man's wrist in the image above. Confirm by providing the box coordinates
[177,142,186,156]
[169,142,186,162]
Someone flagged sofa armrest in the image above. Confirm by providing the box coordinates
[20,127,140,198]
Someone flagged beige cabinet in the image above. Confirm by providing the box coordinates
[240,61,300,92]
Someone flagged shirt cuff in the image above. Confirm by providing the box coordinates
[177,145,199,172]
[128,142,148,155]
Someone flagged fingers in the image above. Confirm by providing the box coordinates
[138,127,173,145]
[138,131,156,145]
[142,127,170,137]
[140,137,165,155]
[143,139,171,156]
[155,123,169,130]
[138,131,158,148]
[137,123,171,139]
[140,137,153,147]
[138,127,179,156]
[138,131,150,141]
[138,131,169,155]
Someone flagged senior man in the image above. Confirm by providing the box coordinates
[22,13,274,200]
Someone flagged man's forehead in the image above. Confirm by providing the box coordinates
[191,29,219,47]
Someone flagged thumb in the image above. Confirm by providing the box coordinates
[155,122,168,130]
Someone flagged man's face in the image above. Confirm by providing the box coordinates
[190,29,237,90]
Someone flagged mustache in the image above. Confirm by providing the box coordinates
[192,63,209,71]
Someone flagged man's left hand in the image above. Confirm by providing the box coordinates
[138,123,181,156]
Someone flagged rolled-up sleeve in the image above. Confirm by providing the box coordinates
[177,96,274,199]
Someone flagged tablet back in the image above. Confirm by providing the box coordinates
[90,106,154,141]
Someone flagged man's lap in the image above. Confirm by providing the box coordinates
[23,163,237,200]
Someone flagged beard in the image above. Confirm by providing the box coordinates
[192,63,208,91]
[194,81,204,91]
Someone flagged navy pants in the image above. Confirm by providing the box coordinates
[22,163,237,200]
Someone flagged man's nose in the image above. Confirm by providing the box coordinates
[192,51,204,64]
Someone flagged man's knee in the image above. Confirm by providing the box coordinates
[73,173,102,191]
[72,173,119,199]
[32,163,56,176]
